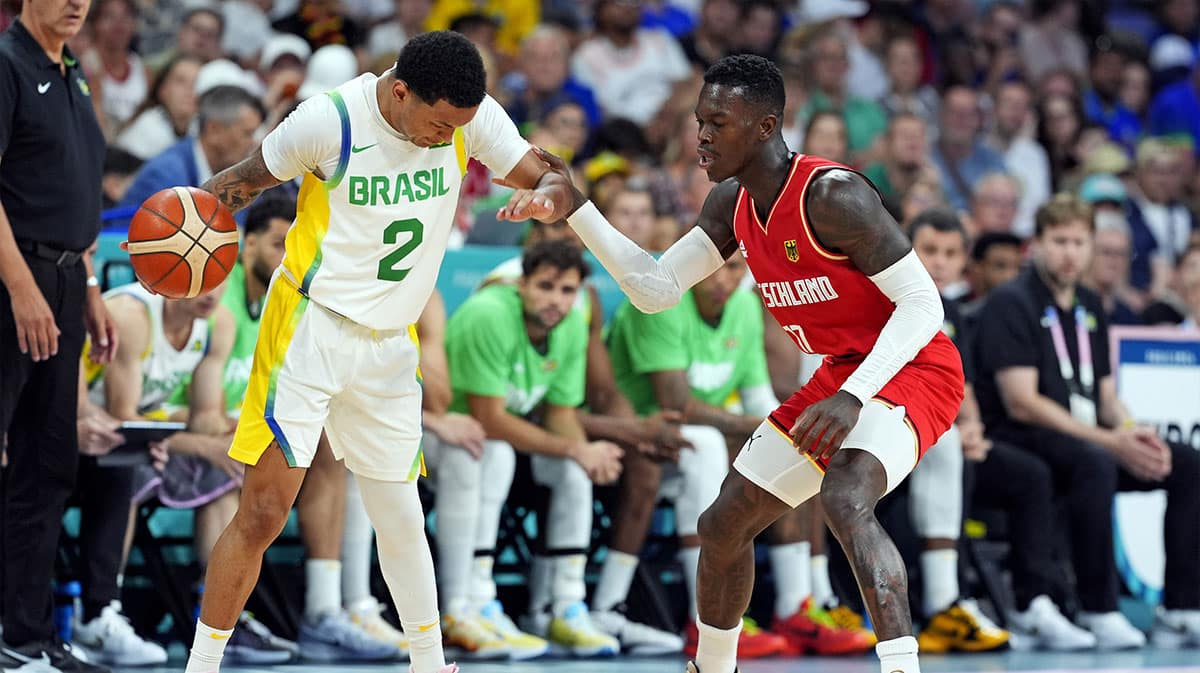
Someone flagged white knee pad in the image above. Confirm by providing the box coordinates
[908,424,963,540]
[674,425,729,537]
[531,455,593,550]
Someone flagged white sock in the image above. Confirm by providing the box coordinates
[920,549,959,616]
[551,554,587,616]
[305,559,343,621]
[527,555,552,615]
[695,619,741,673]
[184,621,233,673]
[434,445,481,617]
[468,555,496,613]
[876,635,920,673]
[769,542,812,618]
[593,550,638,612]
[811,554,835,607]
[357,476,446,673]
[342,472,375,608]
[677,546,701,621]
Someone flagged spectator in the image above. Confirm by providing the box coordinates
[442,241,623,657]
[974,194,1200,649]
[1084,37,1142,150]
[81,0,146,138]
[878,35,939,129]
[526,98,590,165]
[1126,139,1197,302]
[639,0,694,38]
[1120,59,1151,118]
[74,283,240,668]
[570,0,691,126]
[864,114,932,216]
[969,173,1022,237]
[677,0,737,70]
[736,0,781,61]
[1176,245,1200,328]
[145,4,225,72]
[272,0,366,53]
[989,80,1052,238]
[1083,207,1143,325]
[365,0,431,62]
[931,86,1008,211]
[500,25,600,134]
[1146,63,1200,157]
[424,0,537,57]
[798,27,887,164]
[600,178,659,251]
[963,232,1024,311]
[801,110,849,165]
[975,1,1024,92]
[1019,0,1088,83]
[117,86,266,222]
[101,148,143,210]
[113,55,201,161]
[1037,93,1084,190]
[0,3,115,669]
[906,209,1010,654]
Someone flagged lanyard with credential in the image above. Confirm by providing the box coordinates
[1044,304,1094,396]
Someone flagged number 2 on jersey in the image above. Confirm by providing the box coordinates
[377,218,423,282]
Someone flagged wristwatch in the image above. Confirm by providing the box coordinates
[86,275,100,288]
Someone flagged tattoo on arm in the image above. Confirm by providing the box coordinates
[696,179,741,259]
[804,169,911,276]
[200,148,282,214]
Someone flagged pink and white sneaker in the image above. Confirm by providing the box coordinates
[410,665,458,673]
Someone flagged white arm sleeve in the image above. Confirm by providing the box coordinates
[838,249,944,405]
[567,201,725,313]
[740,383,781,419]
[260,94,343,182]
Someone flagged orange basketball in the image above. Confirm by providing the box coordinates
[127,187,239,299]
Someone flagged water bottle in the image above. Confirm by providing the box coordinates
[54,581,82,642]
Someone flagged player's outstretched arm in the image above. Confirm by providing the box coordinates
[501,148,735,313]
[201,147,284,214]
[808,170,945,403]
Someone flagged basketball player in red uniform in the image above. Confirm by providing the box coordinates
[500,54,964,673]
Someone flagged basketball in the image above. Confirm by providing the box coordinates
[126,186,240,299]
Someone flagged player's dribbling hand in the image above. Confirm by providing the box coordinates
[575,440,624,484]
[790,391,863,463]
[494,146,584,224]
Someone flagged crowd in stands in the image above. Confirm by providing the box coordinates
[5,0,1200,666]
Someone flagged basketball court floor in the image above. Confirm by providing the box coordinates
[115,649,1200,673]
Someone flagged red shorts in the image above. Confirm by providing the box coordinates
[768,332,965,470]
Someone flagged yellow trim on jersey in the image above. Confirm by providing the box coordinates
[453,127,468,177]
[407,321,427,479]
[285,173,334,294]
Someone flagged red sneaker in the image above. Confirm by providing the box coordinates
[683,618,789,659]
[772,598,875,656]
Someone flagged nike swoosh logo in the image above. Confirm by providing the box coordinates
[37,82,50,94]
[351,143,377,153]
[417,621,438,632]
[210,633,230,640]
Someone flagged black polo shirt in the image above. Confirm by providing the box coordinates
[941,295,975,385]
[972,266,1111,444]
[0,20,104,252]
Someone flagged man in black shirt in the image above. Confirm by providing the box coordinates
[0,1,115,670]
[975,195,1200,648]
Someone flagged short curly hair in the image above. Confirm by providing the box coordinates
[394,31,487,109]
[703,54,785,118]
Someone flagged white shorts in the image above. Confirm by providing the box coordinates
[230,275,424,482]
[732,400,919,508]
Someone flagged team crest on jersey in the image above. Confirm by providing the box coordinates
[738,240,749,258]
[724,337,738,350]
[784,239,800,262]
[542,360,558,372]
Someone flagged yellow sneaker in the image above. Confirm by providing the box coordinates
[477,600,549,660]
[547,602,620,657]
[443,613,511,660]
[918,599,1010,653]
[348,598,410,660]
[827,604,878,647]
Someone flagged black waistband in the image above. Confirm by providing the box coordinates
[17,240,84,267]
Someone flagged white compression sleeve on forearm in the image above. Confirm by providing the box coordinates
[567,201,725,313]
[839,249,944,405]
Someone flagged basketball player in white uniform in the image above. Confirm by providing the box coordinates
[182,32,578,673]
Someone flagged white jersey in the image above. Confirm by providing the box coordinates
[262,73,530,330]
[86,283,210,415]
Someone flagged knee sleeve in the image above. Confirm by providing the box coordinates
[675,425,729,537]
[356,477,440,627]
[532,455,593,551]
[909,425,964,540]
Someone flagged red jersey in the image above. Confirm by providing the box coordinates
[732,154,963,458]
